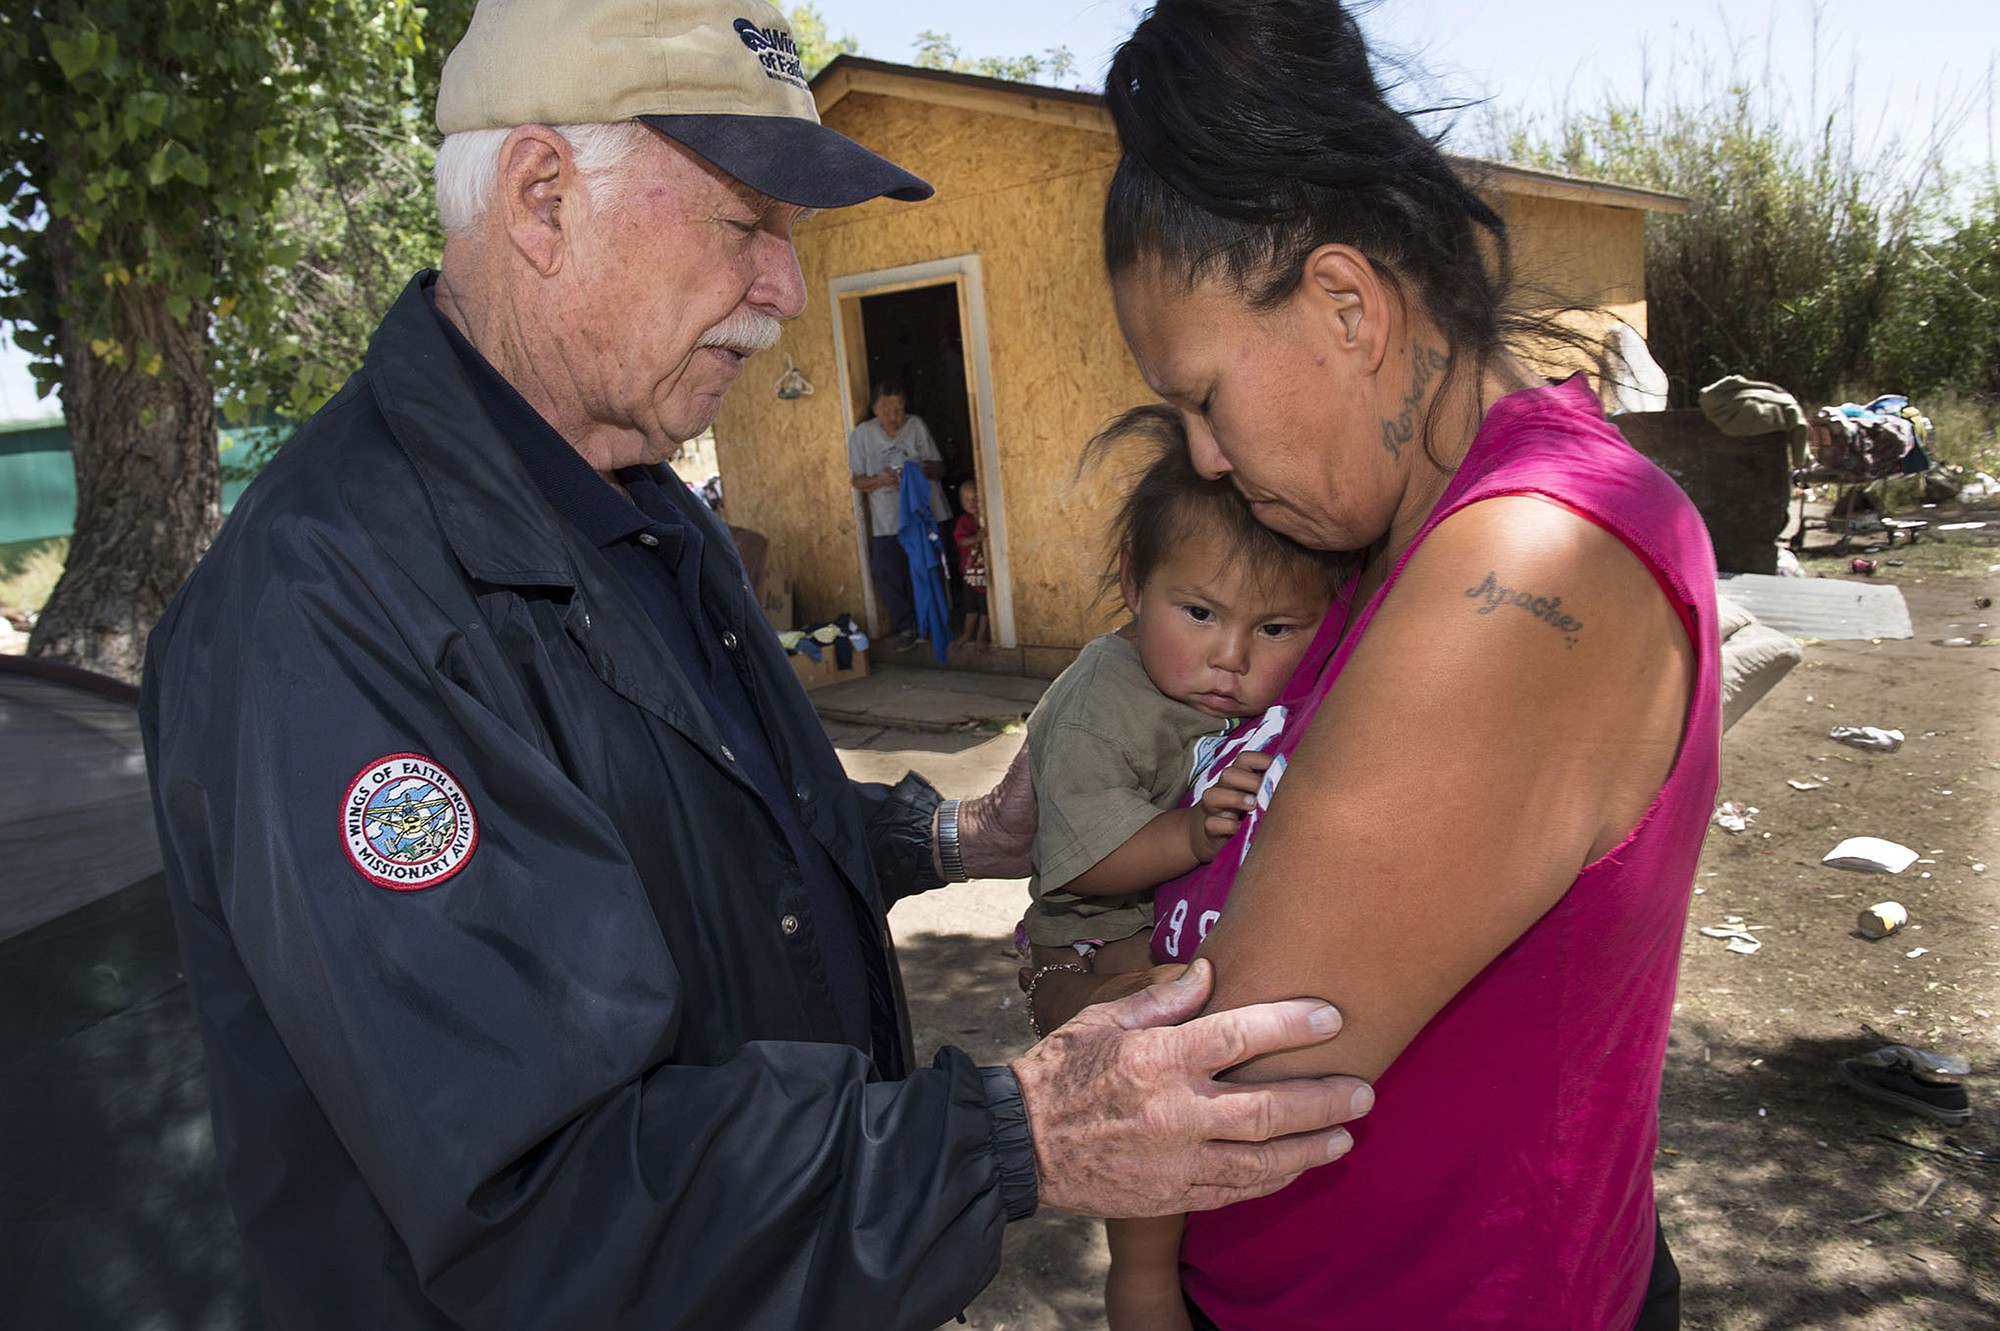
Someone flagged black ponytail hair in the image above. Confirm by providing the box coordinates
[1103,0,1536,440]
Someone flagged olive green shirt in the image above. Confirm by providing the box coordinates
[1025,633,1224,948]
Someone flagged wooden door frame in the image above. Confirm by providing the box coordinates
[829,255,1015,648]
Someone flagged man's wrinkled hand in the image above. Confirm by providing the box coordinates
[958,740,1035,879]
[1010,958,1372,1218]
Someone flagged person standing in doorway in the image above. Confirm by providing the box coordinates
[849,382,949,650]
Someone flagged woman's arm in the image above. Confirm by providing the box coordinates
[1198,497,1697,1082]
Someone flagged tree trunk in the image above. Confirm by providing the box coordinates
[28,218,221,683]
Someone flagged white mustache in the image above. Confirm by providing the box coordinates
[697,312,782,354]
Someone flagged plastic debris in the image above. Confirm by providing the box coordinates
[1906,947,1930,958]
[1935,521,1988,531]
[1700,925,1764,954]
[1829,725,1904,753]
[1825,838,1919,874]
[1711,801,1757,833]
[1856,901,1907,938]
[1787,779,1825,791]
[1854,1031,1972,1078]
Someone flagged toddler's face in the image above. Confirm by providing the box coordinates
[961,485,979,515]
[1121,528,1331,719]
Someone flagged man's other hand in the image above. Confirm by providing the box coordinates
[958,740,1035,880]
[1010,958,1372,1217]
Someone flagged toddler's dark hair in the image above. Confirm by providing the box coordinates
[1087,404,1354,601]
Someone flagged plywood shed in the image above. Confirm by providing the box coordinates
[708,57,1688,677]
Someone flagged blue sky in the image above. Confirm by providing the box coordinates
[829,0,1995,169]
[3,0,1994,420]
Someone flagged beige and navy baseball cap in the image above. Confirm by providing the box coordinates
[437,0,932,208]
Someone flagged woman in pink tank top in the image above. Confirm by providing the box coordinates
[1020,2,1721,1327]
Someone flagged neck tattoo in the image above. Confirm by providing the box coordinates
[1380,346,1452,459]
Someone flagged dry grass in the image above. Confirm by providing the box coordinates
[1923,392,2000,481]
[0,537,67,614]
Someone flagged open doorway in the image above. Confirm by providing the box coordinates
[831,256,1013,649]
[859,285,976,499]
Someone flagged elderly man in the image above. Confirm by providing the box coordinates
[139,2,1371,1327]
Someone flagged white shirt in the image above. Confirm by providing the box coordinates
[847,414,949,533]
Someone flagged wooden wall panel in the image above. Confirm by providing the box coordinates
[713,93,1144,658]
[710,88,1660,665]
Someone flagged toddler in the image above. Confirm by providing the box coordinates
[952,481,991,651]
[1016,408,1349,1330]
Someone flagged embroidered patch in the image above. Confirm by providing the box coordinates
[341,753,478,890]
[733,18,808,88]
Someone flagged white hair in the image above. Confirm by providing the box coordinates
[433,121,655,234]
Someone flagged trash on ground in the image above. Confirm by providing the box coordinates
[1935,521,1988,531]
[1856,901,1908,937]
[1787,778,1825,790]
[1849,557,1876,575]
[1823,837,1919,874]
[1906,947,1930,958]
[1711,801,1757,833]
[1829,725,1904,752]
[1700,925,1764,954]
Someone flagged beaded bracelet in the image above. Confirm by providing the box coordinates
[1025,962,1090,1039]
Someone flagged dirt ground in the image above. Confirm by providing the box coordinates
[839,508,2000,1331]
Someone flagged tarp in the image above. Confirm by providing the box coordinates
[896,460,951,662]
[0,657,256,1326]
[0,658,160,943]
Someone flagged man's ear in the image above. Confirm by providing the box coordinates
[496,126,572,277]
[1301,244,1392,376]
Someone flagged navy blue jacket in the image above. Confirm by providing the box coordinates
[140,275,1035,1330]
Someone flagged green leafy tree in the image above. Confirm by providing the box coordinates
[0,1,441,679]
[1870,189,2000,400]
[911,30,1076,87]
[1493,86,1938,407]
[789,3,858,79]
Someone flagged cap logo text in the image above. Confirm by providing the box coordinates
[733,18,808,90]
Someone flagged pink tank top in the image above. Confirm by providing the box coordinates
[1152,376,1721,1329]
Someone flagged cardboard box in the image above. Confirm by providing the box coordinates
[789,646,868,691]
[759,576,794,633]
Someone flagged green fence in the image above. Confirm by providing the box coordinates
[0,415,261,544]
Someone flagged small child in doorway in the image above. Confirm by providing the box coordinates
[952,481,991,652]
[1017,406,1351,1331]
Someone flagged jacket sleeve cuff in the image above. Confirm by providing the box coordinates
[856,772,946,902]
[978,1065,1040,1221]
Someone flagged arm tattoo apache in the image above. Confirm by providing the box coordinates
[1466,571,1584,648]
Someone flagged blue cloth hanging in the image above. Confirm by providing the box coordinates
[896,461,951,662]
